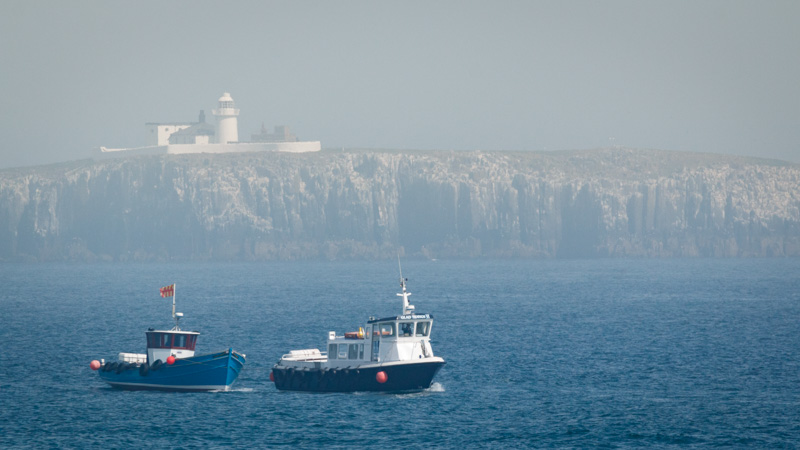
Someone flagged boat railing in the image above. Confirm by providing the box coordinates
[282,348,328,361]
[118,352,147,364]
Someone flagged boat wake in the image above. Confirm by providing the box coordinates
[391,383,446,399]
[427,382,445,393]
[210,387,255,393]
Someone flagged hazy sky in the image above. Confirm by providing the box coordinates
[1,1,799,168]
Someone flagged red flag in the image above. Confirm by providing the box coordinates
[160,284,174,298]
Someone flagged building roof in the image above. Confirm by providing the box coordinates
[170,121,215,137]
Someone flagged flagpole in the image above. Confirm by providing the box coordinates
[172,283,177,327]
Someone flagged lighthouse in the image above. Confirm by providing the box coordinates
[212,92,239,144]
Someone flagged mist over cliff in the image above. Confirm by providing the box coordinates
[1,148,798,261]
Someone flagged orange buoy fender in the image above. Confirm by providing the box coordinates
[376,371,388,383]
[90,360,101,371]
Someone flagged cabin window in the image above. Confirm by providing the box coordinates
[174,334,187,348]
[359,344,364,360]
[148,333,170,348]
[400,322,414,337]
[348,344,358,359]
[186,335,197,350]
[416,321,430,337]
[378,323,395,337]
[338,344,348,359]
[328,343,337,359]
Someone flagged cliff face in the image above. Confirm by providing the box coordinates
[1,148,798,261]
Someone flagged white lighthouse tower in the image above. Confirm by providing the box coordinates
[212,92,239,144]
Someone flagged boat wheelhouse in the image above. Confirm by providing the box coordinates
[271,275,445,393]
[145,329,199,362]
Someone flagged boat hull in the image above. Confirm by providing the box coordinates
[272,359,445,393]
[98,349,245,391]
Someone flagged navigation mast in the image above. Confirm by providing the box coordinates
[397,255,414,315]
[171,284,183,331]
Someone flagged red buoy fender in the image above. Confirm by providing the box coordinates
[269,371,275,382]
[376,371,388,384]
[167,355,176,365]
[90,360,101,371]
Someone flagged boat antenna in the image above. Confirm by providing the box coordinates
[397,254,414,315]
[397,253,403,283]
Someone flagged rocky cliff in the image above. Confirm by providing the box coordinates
[1,148,798,261]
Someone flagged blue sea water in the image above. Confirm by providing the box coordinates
[1,258,800,448]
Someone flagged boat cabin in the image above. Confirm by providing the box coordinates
[278,275,439,371]
[145,329,200,363]
[322,313,435,367]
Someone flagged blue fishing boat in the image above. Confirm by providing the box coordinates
[90,284,246,391]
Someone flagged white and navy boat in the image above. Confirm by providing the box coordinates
[271,275,446,393]
[90,284,246,391]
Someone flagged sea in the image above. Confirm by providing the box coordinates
[1,258,799,448]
